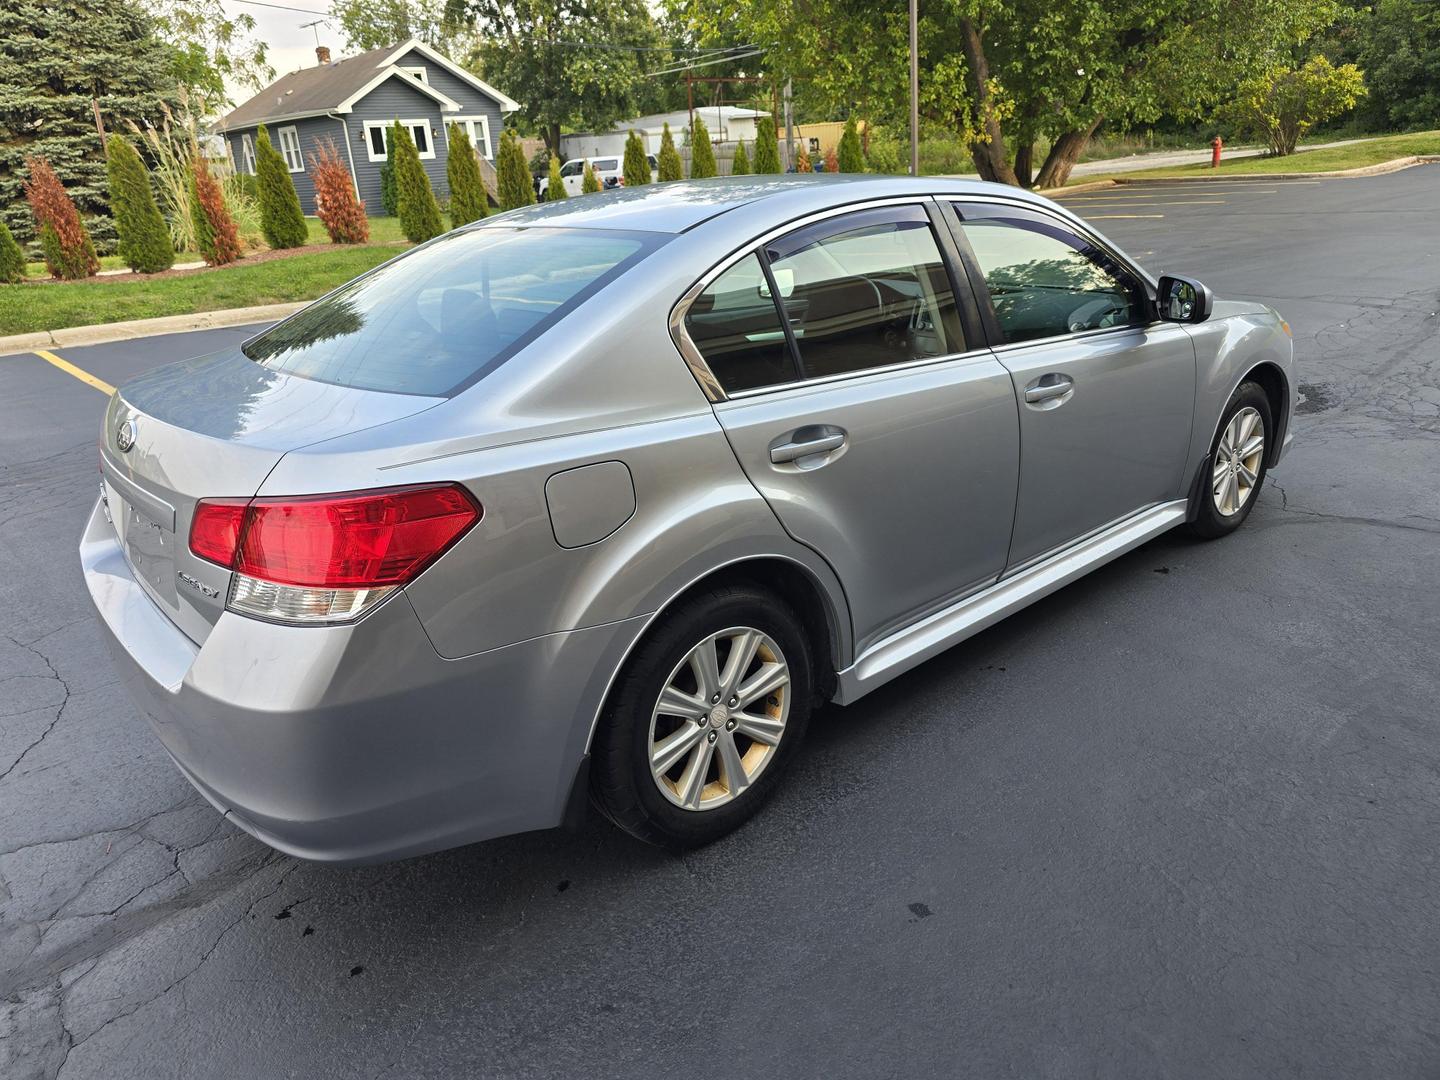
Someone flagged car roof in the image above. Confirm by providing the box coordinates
[484,174,1057,235]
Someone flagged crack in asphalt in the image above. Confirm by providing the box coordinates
[0,635,72,786]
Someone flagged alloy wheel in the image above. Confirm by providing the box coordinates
[648,626,791,811]
[1213,406,1265,516]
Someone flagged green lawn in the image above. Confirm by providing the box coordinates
[1071,130,1440,184]
[1,244,403,336]
[23,216,409,278]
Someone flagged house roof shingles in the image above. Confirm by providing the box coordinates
[219,45,400,131]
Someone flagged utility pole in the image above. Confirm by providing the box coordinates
[783,78,794,171]
[909,0,919,176]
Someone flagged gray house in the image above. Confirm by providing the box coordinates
[217,40,518,215]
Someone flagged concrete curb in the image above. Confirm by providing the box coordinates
[0,301,306,358]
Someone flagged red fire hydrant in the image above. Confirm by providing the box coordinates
[1211,135,1224,168]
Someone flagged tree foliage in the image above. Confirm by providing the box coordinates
[658,123,684,181]
[795,146,812,173]
[25,157,99,279]
[545,156,567,200]
[0,222,25,284]
[753,116,781,174]
[838,117,864,172]
[1325,0,1440,130]
[447,122,490,225]
[142,0,273,115]
[310,138,369,243]
[390,121,444,242]
[188,154,241,265]
[331,0,472,54]
[0,0,178,252]
[623,130,650,186]
[1225,56,1366,156]
[730,139,750,175]
[105,135,174,273]
[456,0,663,155]
[689,117,717,178]
[254,125,308,249]
[581,160,602,193]
[496,129,536,210]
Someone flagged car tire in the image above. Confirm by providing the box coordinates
[1187,380,1273,540]
[590,584,814,849]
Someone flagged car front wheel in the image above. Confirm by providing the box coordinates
[1188,380,1272,539]
[590,584,813,848]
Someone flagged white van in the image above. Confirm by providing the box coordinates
[539,154,659,197]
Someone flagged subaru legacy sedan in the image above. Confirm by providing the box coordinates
[83,176,1294,861]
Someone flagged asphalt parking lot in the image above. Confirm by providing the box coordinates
[3,166,1439,1079]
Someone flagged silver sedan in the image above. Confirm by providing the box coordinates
[82,175,1295,861]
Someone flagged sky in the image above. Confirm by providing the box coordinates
[221,0,340,102]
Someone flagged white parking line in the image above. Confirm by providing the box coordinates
[1085,214,1165,219]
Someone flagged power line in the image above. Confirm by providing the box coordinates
[229,0,330,14]
[646,48,765,77]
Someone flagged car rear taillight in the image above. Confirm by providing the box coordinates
[189,485,481,624]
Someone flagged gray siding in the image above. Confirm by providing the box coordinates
[228,115,352,215]
[223,49,512,218]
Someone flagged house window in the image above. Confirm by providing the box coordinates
[277,126,304,172]
[239,134,256,174]
[452,115,492,159]
[364,120,436,162]
[399,65,428,84]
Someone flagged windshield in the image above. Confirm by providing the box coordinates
[242,226,663,396]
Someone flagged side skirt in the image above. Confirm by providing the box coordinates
[833,500,1188,704]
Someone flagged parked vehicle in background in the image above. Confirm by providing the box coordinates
[539,154,659,197]
[83,175,1295,864]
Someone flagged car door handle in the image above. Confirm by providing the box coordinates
[1024,375,1075,404]
[769,429,847,464]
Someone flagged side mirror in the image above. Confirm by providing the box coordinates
[1156,274,1213,323]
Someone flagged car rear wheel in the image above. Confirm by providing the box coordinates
[1188,380,1272,539]
[590,585,813,848]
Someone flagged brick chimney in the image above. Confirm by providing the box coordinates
[316,45,331,65]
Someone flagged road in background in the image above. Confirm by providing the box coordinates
[2,167,1439,1080]
[1068,135,1376,176]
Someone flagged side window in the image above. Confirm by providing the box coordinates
[561,160,582,177]
[763,205,965,379]
[955,206,1145,344]
[684,254,798,394]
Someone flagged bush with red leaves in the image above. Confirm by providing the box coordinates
[188,155,242,266]
[309,138,369,244]
[24,156,98,280]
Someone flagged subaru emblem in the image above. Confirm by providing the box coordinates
[116,418,136,453]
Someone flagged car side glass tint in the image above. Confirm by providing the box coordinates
[763,205,965,379]
[684,253,799,394]
[955,207,1144,344]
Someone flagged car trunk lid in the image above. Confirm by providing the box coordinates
[99,347,442,644]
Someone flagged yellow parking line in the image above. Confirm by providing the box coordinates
[1086,213,1164,219]
[34,350,115,395]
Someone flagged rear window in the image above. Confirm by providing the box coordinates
[593,158,618,171]
[243,227,662,396]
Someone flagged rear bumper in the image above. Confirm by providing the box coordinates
[81,497,646,864]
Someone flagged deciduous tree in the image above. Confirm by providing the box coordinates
[1225,57,1366,156]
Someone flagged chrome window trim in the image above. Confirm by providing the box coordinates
[668,195,966,403]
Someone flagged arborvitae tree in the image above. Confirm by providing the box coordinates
[309,138,369,243]
[657,123,683,181]
[188,156,241,265]
[730,139,750,176]
[379,161,398,215]
[824,145,839,173]
[546,156,568,200]
[796,146,813,173]
[390,121,444,242]
[753,117,782,174]
[104,134,173,272]
[689,117,717,179]
[254,124,309,249]
[24,156,98,279]
[622,130,649,186]
[838,118,864,173]
[0,0,178,253]
[0,221,25,283]
[581,160,601,194]
[446,122,489,226]
[497,130,535,210]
